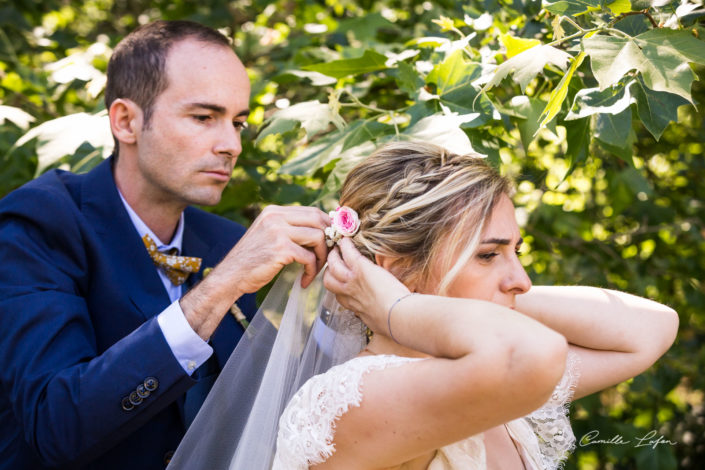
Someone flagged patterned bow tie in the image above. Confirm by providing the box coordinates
[142,234,202,286]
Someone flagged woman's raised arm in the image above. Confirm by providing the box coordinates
[316,238,569,469]
[515,285,679,399]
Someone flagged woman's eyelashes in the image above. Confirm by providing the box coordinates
[476,247,523,262]
[477,252,498,261]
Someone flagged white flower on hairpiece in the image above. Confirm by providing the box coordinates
[324,206,360,247]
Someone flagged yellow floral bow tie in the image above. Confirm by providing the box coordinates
[142,234,202,286]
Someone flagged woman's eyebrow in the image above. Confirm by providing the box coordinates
[480,237,524,246]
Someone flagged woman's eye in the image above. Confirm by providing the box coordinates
[233,121,248,130]
[193,115,212,122]
[478,252,498,261]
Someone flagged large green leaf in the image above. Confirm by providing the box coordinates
[484,45,572,92]
[543,0,603,16]
[594,108,632,146]
[404,112,480,155]
[538,51,586,129]
[392,61,424,97]
[258,100,344,140]
[503,96,553,150]
[564,117,591,173]
[566,80,636,120]
[302,50,388,79]
[426,50,494,126]
[632,77,689,140]
[583,29,705,103]
[14,111,113,176]
[341,120,394,152]
[278,131,347,176]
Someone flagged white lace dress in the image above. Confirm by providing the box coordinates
[273,352,580,470]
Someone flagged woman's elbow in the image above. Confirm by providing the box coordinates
[496,328,568,407]
[655,306,679,356]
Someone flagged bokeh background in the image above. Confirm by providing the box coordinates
[1,1,704,468]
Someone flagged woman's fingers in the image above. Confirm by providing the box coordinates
[326,247,351,282]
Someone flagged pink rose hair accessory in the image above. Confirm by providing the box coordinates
[324,206,360,247]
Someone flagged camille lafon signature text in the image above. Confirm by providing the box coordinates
[579,430,677,450]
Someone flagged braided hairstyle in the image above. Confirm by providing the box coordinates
[340,141,513,295]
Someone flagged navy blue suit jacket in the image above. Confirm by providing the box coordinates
[0,157,256,469]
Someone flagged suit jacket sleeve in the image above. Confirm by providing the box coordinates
[0,184,193,466]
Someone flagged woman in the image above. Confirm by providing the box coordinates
[169,142,678,470]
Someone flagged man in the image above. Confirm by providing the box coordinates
[0,20,329,469]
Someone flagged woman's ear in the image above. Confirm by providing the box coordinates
[374,254,417,292]
[108,98,143,146]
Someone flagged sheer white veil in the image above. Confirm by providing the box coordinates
[167,263,367,469]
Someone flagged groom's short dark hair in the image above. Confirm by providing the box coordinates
[105,20,231,154]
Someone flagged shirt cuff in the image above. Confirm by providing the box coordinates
[157,300,213,375]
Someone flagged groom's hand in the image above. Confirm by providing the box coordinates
[181,205,330,340]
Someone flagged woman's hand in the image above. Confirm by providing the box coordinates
[323,237,410,335]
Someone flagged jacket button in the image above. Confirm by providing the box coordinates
[121,396,134,411]
[136,383,151,399]
[144,377,159,392]
[164,450,175,465]
[129,390,143,406]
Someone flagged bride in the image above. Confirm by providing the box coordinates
[168,142,678,470]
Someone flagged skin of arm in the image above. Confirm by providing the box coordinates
[319,238,569,469]
[515,286,679,399]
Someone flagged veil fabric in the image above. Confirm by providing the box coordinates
[167,264,367,470]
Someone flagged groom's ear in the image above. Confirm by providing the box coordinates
[109,98,143,146]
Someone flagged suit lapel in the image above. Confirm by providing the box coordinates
[80,157,171,321]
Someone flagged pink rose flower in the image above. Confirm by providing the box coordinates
[332,206,360,237]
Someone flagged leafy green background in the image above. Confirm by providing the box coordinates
[2,0,704,468]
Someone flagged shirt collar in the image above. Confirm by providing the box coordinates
[118,190,185,254]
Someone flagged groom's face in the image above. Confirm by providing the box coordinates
[443,194,532,308]
[133,38,251,208]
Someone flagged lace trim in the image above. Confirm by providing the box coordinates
[273,355,421,469]
[524,349,581,470]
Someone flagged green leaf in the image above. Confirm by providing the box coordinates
[503,96,553,150]
[484,45,572,92]
[342,120,393,151]
[427,50,477,96]
[393,61,423,97]
[405,112,480,155]
[564,117,591,174]
[335,12,393,42]
[583,29,705,103]
[543,0,602,16]
[279,131,346,176]
[260,100,344,139]
[255,118,300,145]
[638,28,705,65]
[14,111,113,176]
[538,51,586,129]
[0,105,35,130]
[302,49,388,79]
[500,34,541,58]
[566,80,636,120]
[632,77,689,140]
[426,50,494,126]
[606,0,632,15]
[594,107,633,148]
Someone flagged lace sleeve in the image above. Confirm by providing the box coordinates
[272,355,422,470]
[525,349,581,470]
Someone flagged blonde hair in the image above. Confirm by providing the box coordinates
[340,142,513,295]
